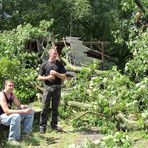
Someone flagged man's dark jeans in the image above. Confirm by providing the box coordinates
[39,85,61,132]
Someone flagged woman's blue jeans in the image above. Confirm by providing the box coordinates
[0,112,34,140]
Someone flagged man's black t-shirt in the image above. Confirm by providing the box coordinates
[38,60,66,86]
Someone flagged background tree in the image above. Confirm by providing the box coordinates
[0,20,54,102]
[0,0,147,147]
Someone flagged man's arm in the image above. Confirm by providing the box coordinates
[12,94,29,109]
[37,61,55,81]
[0,93,33,115]
[37,74,55,81]
[50,70,66,80]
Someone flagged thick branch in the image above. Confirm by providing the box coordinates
[35,85,44,93]
[61,57,107,75]
[72,111,109,121]
[61,57,87,72]
[35,92,148,131]
[116,112,148,130]
[65,101,93,109]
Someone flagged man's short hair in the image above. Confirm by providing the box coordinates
[4,80,14,86]
[48,48,57,55]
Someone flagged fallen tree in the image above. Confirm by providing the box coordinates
[33,51,148,130]
[36,92,148,131]
[116,112,148,131]
[61,57,107,75]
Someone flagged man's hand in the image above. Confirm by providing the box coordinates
[23,108,33,114]
[50,70,66,80]
[20,104,29,109]
[47,74,55,80]
[50,70,57,76]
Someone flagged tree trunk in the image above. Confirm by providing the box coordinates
[116,112,148,131]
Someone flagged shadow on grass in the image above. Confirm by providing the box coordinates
[4,135,59,148]
[22,133,59,146]
[22,122,59,146]
[72,126,100,135]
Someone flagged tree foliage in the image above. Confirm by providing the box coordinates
[0,20,54,102]
[125,31,148,82]
[0,0,147,147]
[0,0,121,40]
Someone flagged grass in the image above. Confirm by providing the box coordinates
[3,120,81,148]
[2,100,148,148]
[2,120,148,148]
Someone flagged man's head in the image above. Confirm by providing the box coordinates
[4,80,14,92]
[48,48,58,60]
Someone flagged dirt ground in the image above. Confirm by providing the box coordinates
[46,126,148,148]
[46,126,103,148]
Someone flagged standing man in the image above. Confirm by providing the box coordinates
[0,80,34,144]
[37,47,66,133]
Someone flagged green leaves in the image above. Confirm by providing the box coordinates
[62,61,147,142]
[125,32,148,82]
[0,57,20,82]
[0,20,54,102]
